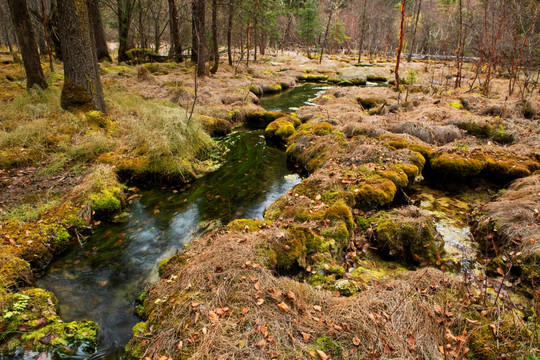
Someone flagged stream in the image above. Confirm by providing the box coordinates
[21,84,324,359]
[8,82,491,360]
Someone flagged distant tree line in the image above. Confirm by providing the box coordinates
[1,0,539,107]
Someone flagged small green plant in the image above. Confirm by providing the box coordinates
[453,142,469,151]
[406,69,418,85]
[3,293,30,320]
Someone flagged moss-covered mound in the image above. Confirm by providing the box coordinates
[364,206,445,266]
[199,115,232,137]
[0,288,98,353]
[265,118,296,144]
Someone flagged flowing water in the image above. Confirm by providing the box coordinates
[259,83,331,112]
[17,84,327,359]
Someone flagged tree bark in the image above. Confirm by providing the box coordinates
[319,2,334,64]
[7,0,47,89]
[395,0,406,89]
[57,0,105,111]
[87,0,111,61]
[117,0,133,62]
[210,0,218,73]
[168,0,181,61]
[454,0,463,88]
[406,0,421,62]
[357,0,366,63]
[193,0,206,76]
[227,0,233,66]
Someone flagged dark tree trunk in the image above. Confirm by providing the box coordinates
[117,0,133,63]
[227,0,233,66]
[47,2,62,60]
[168,0,181,61]
[193,0,206,76]
[210,0,218,73]
[406,0,421,62]
[191,0,197,62]
[57,0,105,111]
[87,0,110,61]
[7,0,47,89]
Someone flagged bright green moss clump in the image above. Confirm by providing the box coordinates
[90,186,123,213]
[244,111,286,128]
[199,115,232,137]
[297,74,328,82]
[267,227,328,269]
[354,178,397,210]
[265,119,295,143]
[313,122,333,136]
[431,153,486,178]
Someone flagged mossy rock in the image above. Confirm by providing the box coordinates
[267,227,328,269]
[244,111,287,128]
[370,209,445,265]
[457,121,514,144]
[366,75,388,82]
[296,74,329,83]
[60,78,93,111]
[200,115,232,137]
[334,279,359,296]
[483,157,531,182]
[357,97,382,110]
[1,288,98,353]
[227,219,274,232]
[353,177,397,210]
[261,83,282,94]
[89,186,123,214]
[265,119,295,144]
[431,153,486,178]
[313,122,333,136]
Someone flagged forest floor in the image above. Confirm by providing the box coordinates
[1,51,540,359]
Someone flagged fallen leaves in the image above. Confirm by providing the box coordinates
[277,302,290,313]
[208,311,219,323]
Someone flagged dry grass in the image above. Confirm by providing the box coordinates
[474,174,540,258]
[130,229,467,360]
[388,121,462,145]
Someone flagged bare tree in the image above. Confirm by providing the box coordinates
[88,0,111,61]
[210,0,218,73]
[395,0,406,89]
[168,0,181,61]
[7,0,47,89]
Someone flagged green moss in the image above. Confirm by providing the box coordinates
[321,220,349,248]
[395,163,420,181]
[20,320,98,351]
[353,178,397,210]
[372,215,444,265]
[379,169,409,188]
[199,115,232,137]
[262,83,282,94]
[313,122,333,136]
[334,279,358,296]
[244,111,286,128]
[366,75,388,82]
[89,186,123,213]
[131,321,148,336]
[313,336,343,357]
[457,121,514,144]
[448,101,462,110]
[431,153,486,178]
[60,78,93,111]
[484,157,531,182]
[267,227,328,269]
[297,74,329,82]
[265,119,295,143]
[227,219,274,232]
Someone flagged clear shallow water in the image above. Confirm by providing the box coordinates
[34,130,301,356]
[259,83,331,112]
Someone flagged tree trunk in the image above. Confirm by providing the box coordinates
[168,0,181,61]
[357,0,366,63]
[57,0,105,111]
[191,0,198,62]
[319,4,334,64]
[210,0,218,73]
[87,0,111,61]
[395,0,406,89]
[48,2,63,60]
[117,0,133,63]
[193,0,206,76]
[7,0,47,89]
[227,0,233,66]
[454,0,463,88]
[406,0,421,62]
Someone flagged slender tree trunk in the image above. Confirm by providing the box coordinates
[7,0,47,89]
[227,0,233,66]
[357,0,366,63]
[210,0,218,73]
[253,17,257,61]
[407,0,421,62]
[395,0,406,89]
[454,0,463,88]
[193,0,206,76]
[191,0,197,62]
[39,0,54,70]
[168,0,181,61]
[117,0,133,62]
[319,3,334,64]
[57,0,105,111]
[87,0,111,61]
